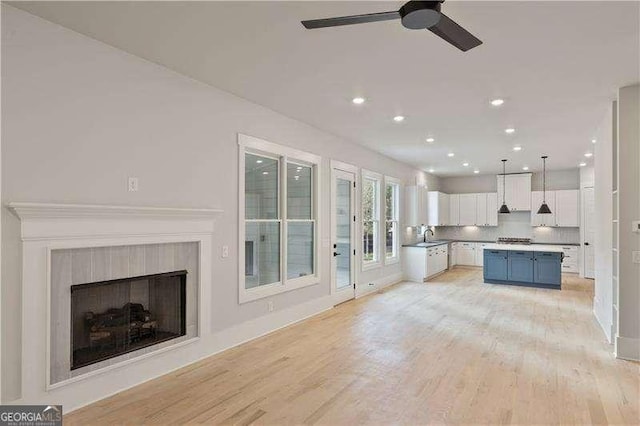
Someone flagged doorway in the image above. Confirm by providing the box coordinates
[583,187,595,278]
[331,166,357,304]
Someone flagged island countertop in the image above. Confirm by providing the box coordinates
[482,244,564,253]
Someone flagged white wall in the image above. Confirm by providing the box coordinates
[593,103,614,342]
[0,6,434,403]
[616,84,640,360]
[439,169,580,194]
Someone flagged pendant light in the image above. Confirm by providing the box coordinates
[537,155,552,214]
[498,159,511,214]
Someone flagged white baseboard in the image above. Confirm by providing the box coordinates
[357,272,403,298]
[615,335,640,361]
[14,295,334,413]
[592,296,613,343]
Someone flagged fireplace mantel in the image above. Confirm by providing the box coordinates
[8,202,223,241]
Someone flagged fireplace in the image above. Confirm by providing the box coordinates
[70,270,187,370]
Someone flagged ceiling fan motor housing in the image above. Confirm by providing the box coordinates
[400,1,443,30]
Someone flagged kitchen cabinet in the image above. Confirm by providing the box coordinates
[530,190,579,227]
[476,194,487,226]
[450,243,458,266]
[507,251,534,282]
[405,185,429,226]
[427,191,449,226]
[449,194,460,226]
[457,242,476,266]
[533,252,562,285]
[497,173,532,211]
[483,249,508,281]
[555,190,579,227]
[531,191,557,226]
[486,193,498,226]
[402,244,449,282]
[560,246,579,273]
[475,243,490,266]
[458,194,476,225]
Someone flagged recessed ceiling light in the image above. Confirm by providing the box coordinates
[262,171,269,175]
[462,162,469,167]
[584,152,593,157]
[426,137,435,143]
[294,176,300,180]
[447,152,455,157]
[579,162,587,167]
[296,166,302,170]
[473,170,480,174]
[591,139,597,144]
[522,166,529,171]
[256,160,263,164]
[428,168,435,173]
[393,115,405,122]
[505,128,516,134]
[513,146,522,151]
[491,99,505,106]
[352,97,365,105]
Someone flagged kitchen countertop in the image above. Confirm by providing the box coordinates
[481,243,564,253]
[402,240,580,248]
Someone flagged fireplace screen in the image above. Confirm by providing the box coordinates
[70,270,187,370]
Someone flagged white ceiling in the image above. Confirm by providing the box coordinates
[11,1,640,176]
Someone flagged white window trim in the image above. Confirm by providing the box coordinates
[238,133,322,304]
[384,176,402,265]
[361,169,382,271]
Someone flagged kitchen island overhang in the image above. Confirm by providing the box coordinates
[482,244,564,290]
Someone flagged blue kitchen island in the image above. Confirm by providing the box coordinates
[482,244,563,289]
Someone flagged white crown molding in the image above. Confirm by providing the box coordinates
[7,202,223,220]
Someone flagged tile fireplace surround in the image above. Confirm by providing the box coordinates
[7,202,221,410]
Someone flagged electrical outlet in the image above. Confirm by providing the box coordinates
[128,177,139,192]
[267,301,274,312]
[633,251,640,264]
[221,245,229,258]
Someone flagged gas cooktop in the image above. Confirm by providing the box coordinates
[496,237,532,245]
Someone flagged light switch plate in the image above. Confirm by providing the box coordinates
[633,221,640,233]
[633,251,640,264]
[221,245,229,258]
[128,177,139,192]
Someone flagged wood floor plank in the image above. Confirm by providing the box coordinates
[65,268,639,425]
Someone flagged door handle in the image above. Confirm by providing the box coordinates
[584,242,590,246]
[333,252,341,257]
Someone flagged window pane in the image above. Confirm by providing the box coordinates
[363,178,377,221]
[386,183,397,220]
[363,221,377,262]
[287,163,312,219]
[245,222,280,288]
[245,153,278,220]
[386,221,397,258]
[287,221,314,279]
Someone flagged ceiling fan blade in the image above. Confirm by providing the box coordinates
[428,13,482,51]
[302,10,400,29]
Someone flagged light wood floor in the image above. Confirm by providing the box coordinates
[66,268,639,425]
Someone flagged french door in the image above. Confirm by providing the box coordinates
[331,168,356,304]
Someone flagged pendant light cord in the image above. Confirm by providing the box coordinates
[542,156,547,202]
[502,159,507,204]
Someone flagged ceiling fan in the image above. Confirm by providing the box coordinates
[301,0,482,52]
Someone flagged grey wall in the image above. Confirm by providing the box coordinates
[0,6,434,401]
[439,169,580,194]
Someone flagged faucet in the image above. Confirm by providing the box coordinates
[423,226,434,243]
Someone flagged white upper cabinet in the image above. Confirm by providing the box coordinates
[497,173,532,211]
[427,191,449,226]
[555,190,580,227]
[530,189,579,227]
[458,194,476,225]
[475,193,487,226]
[405,185,429,226]
[449,194,460,226]
[486,193,498,226]
[531,190,556,226]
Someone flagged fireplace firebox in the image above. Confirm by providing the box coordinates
[70,270,187,370]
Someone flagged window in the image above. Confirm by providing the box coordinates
[385,179,400,263]
[362,171,381,268]
[239,134,321,303]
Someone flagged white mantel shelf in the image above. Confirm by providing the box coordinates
[8,202,223,220]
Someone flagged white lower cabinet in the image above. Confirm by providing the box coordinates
[475,243,489,266]
[402,245,449,282]
[456,242,476,266]
[560,246,579,273]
